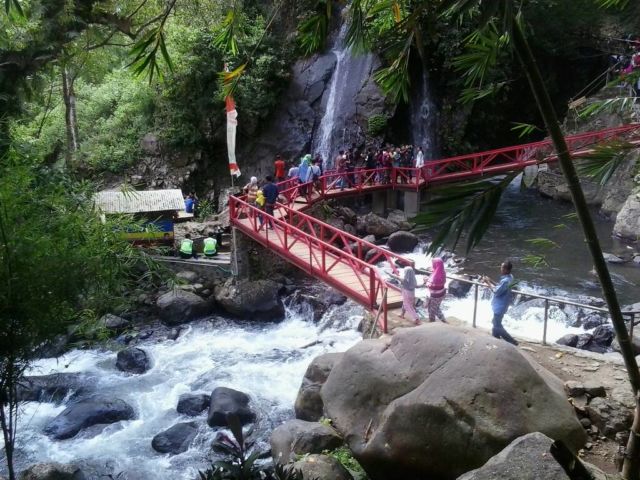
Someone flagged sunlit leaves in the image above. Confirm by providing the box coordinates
[576,141,638,186]
[595,0,629,8]
[578,96,638,118]
[218,62,247,99]
[526,238,560,249]
[213,9,240,56]
[413,173,518,254]
[129,24,174,83]
[522,254,549,268]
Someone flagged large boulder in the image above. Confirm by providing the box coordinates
[386,210,412,230]
[360,213,399,238]
[44,396,135,440]
[613,193,640,240]
[271,420,343,465]
[19,463,85,480]
[177,393,211,416]
[321,324,587,480]
[151,422,199,455]
[207,387,256,427]
[386,231,419,253]
[16,373,94,403]
[447,278,473,298]
[612,335,640,356]
[116,347,151,374]
[295,353,344,421]
[156,289,211,325]
[290,454,353,480]
[215,279,284,320]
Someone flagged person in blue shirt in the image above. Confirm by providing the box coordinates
[184,194,194,214]
[262,176,279,229]
[484,261,518,346]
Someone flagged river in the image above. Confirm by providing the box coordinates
[3,179,639,479]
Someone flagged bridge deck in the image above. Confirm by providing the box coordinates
[230,124,640,332]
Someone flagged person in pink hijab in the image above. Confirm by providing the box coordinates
[425,257,447,322]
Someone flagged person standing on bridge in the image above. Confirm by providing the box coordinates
[484,261,518,346]
[391,266,420,325]
[274,155,286,182]
[262,176,279,229]
[425,257,447,323]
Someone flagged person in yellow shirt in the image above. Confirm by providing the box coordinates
[255,190,266,226]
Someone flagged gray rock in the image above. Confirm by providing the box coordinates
[295,353,344,421]
[556,334,579,348]
[177,393,210,416]
[290,454,353,480]
[156,289,211,326]
[334,206,357,225]
[603,253,626,264]
[322,324,587,480]
[207,387,256,427]
[584,383,606,399]
[592,325,614,348]
[271,420,342,465]
[386,231,419,253]
[613,193,640,240]
[116,347,150,374]
[586,397,634,438]
[44,396,135,440]
[98,314,130,331]
[564,381,585,398]
[457,432,569,480]
[215,279,284,320]
[176,270,199,284]
[151,422,198,455]
[447,278,473,298]
[17,373,94,403]
[361,213,399,238]
[19,462,85,480]
[611,335,640,356]
[610,386,636,410]
[386,210,412,230]
[582,312,606,330]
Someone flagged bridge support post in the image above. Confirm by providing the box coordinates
[372,191,387,215]
[403,190,421,219]
[231,227,251,278]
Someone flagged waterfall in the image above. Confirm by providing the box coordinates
[313,18,374,170]
[410,66,437,158]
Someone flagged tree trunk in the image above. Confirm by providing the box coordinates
[512,19,640,480]
[62,67,79,166]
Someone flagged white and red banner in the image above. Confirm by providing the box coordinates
[226,95,241,178]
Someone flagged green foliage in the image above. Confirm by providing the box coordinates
[576,141,637,186]
[522,254,549,268]
[12,69,156,173]
[510,122,542,139]
[297,1,331,55]
[367,114,388,136]
[0,151,165,401]
[413,173,518,254]
[324,447,368,479]
[198,414,306,480]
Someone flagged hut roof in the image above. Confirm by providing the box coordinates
[94,189,185,214]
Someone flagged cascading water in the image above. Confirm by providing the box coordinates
[410,66,437,158]
[313,17,374,169]
[1,305,364,480]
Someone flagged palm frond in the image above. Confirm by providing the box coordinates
[453,23,510,89]
[413,173,518,254]
[526,238,560,249]
[346,0,370,54]
[578,96,637,118]
[522,254,549,268]
[298,10,329,55]
[459,82,506,104]
[576,141,638,186]
[4,0,23,16]
[511,122,542,138]
[595,0,629,8]
[373,48,411,103]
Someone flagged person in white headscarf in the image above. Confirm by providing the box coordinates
[243,176,259,205]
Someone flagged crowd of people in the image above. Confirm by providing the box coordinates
[394,258,518,345]
[609,37,640,96]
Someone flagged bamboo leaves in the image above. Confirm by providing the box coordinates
[213,9,241,56]
[3,0,22,16]
[414,173,518,254]
[576,141,637,186]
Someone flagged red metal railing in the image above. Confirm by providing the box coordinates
[229,196,414,332]
[230,123,640,331]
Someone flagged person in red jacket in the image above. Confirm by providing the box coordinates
[274,155,286,182]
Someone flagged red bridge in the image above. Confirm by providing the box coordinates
[229,124,640,333]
